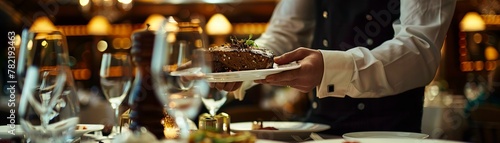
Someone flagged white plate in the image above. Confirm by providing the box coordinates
[0,124,104,139]
[303,138,465,143]
[342,131,429,139]
[231,121,330,141]
[205,62,301,82]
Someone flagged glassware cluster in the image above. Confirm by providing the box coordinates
[16,17,228,142]
[18,29,80,143]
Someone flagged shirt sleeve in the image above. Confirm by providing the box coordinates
[254,0,316,55]
[317,0,456,98]
[234,0,316,99]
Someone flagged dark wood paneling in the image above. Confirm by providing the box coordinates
[6,0,277,25]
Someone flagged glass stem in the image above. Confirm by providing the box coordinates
[175,111,190,140]
[113,103,120,134]
[209,108,216,117]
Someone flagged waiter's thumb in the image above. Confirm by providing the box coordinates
[274,48,309,65]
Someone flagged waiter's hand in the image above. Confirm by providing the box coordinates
[255,47,324,93]
[210,82,243,91]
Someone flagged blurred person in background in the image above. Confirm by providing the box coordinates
[462,65,500,142]
[214,0,456,135]
[464,66,500,113]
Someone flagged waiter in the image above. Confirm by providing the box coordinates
[214,0,456,135]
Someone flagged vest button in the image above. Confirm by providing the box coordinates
[367,38,374,45]
[357,103,365,110]
[323,39,328,47]
[312,102,318,109]
[366,14,373,21]
[323,11,328,18]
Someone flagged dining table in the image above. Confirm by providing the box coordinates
[0,90,469,143]
[76,132,342,143]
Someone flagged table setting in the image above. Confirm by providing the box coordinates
[7,17,468,143]
[14,29,81,143]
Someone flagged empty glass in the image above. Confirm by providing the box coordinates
[201,88,228,117]
[99,52,133,135]
[18,29,80,143]
[151,18,210,140]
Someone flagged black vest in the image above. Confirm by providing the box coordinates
[308,0,425,135]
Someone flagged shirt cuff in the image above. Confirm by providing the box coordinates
[316,50,355,98]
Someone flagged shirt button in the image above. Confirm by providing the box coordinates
[322,39,328,47]
[323,11,328,18]
[366,38,374,45]
[312,102,318,109]
[357,103,365,110]
[366,14,373,21]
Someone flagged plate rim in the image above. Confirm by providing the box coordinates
[230,121,331,133]
[206,62,300,76]
[303,138,463,143]
[342,131,430,139]
[205,62,301,82]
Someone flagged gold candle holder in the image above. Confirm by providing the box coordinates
[119,109,131,132]
[215,112,231,134]
[198,112,231,134]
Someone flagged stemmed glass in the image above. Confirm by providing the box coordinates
[202,88,228,117]
[99,52,133,136]
[151,19,210,140]
[18,29,80,143]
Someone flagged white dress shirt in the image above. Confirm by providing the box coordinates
[234,0,456,99]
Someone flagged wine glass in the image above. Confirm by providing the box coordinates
[151,18,210,140]
[99,52,133,136]
[17,29,58,88]
[18,29,80,143]
[202,88,228,117]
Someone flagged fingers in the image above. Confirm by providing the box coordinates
[256,69,300,84]
[215,82,235,91]
[209,82,244,100]
[274,48,309,65]
[254,79,312,93]
[234,94,244,101]
[232,82,243,91]
[255,78,295,87]
[210,82,243,91]
[180,75,202,82]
